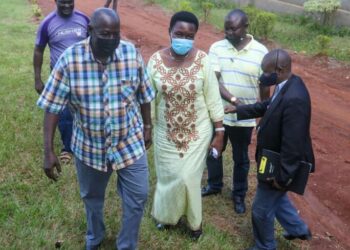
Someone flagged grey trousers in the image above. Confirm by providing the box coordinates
[75,154,149,250]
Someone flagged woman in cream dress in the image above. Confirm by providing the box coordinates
[147,11,224,239]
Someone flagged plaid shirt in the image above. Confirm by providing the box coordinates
[37,38,155,171]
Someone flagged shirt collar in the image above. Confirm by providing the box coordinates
[276,79,288,91]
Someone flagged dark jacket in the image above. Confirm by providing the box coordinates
[237,74,315,187]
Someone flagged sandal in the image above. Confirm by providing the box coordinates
[59,151,72,164]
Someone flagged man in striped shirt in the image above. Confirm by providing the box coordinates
[37,8,154,250]
[202,9,269,214]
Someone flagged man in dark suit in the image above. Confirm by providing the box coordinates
[225,49,314,250]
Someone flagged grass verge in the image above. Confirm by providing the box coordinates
[0,0,306,249]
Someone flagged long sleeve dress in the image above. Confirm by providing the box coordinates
[147,50,224,230]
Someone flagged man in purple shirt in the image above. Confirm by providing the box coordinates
[33,0,89,163]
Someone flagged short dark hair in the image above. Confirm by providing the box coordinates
[169,11,199,32]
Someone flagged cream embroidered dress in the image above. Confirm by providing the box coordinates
[147,50,224,230]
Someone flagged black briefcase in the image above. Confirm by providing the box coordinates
[257,149,312,195]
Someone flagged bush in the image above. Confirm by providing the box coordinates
[201,1,214,22]
[316,35,332,55]
[177,1,193,12]
[244,6,277,40]
[32,4,42,18]
[145,0,156,4]
[213,0,236,9]
[304,0,341,26]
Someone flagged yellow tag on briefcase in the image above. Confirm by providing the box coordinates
[259,156,267,174]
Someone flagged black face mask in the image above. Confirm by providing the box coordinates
[92,35,120,59]
[225,35,243,46]
[259,49,280,86]
[259,72,278,86]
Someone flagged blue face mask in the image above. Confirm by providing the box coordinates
[171,38,194,55]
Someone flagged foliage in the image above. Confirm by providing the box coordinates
[279,14,350,37]
[32,4,42,18]
[201,1,214,22]
[176,0,193,12]
[213,0,236,9]
[243,6,277,40]
[145,0,156,4]
[316,35,332,55]
[303,0,341,25]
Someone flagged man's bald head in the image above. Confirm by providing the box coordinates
[89,7,120,29]
[224,9,249,46]
[262,49,291,72]
[260,49,292,85]
[89,8,121,61]
[225,9,248,24]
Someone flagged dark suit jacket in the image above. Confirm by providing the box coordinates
[237,74,315,187]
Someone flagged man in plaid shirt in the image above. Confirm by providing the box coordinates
[37,8,154,250]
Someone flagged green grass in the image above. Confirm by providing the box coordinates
[147,0,350,62]
[0,0,307,249]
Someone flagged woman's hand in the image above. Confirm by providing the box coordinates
[210,131,224,157]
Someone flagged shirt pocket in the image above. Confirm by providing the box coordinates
[119,79,138,106]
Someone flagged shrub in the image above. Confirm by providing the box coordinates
[244,6,277,40]
[213,0,236,9]
[304,0,341,26]
[32,4,42,18]
[177,1,193,12]
[145,0,156,4]
[201,1,214,22]
[316,35,332,55]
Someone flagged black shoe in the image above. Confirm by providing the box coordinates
[156,223,172,231]
[190,229,202,241]
[201,186,221,197]
[283,229,312,241]
[233,197,246,214]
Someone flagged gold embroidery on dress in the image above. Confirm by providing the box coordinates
[152,51,205,158]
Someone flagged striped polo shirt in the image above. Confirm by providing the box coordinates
[209,35,268,127]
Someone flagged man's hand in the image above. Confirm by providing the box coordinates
[44,151,61,181]
[224,104,237,114]
[144,127,152,150]
[35,79,45,95]
[266,177,285,191]
[209,132,224,157]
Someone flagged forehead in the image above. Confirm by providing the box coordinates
[94,17,120,31]
[225,15,246,28]
[261,58,275,72]
[171,21,197,32]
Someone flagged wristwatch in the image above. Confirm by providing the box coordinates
[230,96,237,104]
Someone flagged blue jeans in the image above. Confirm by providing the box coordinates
[206,126,253,199]
[251,183,309,250]
[58,107,73,153]
[75,154,149,250]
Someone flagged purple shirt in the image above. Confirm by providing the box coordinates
[35,10,89,67]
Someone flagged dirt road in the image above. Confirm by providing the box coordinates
[37,0,350,249]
